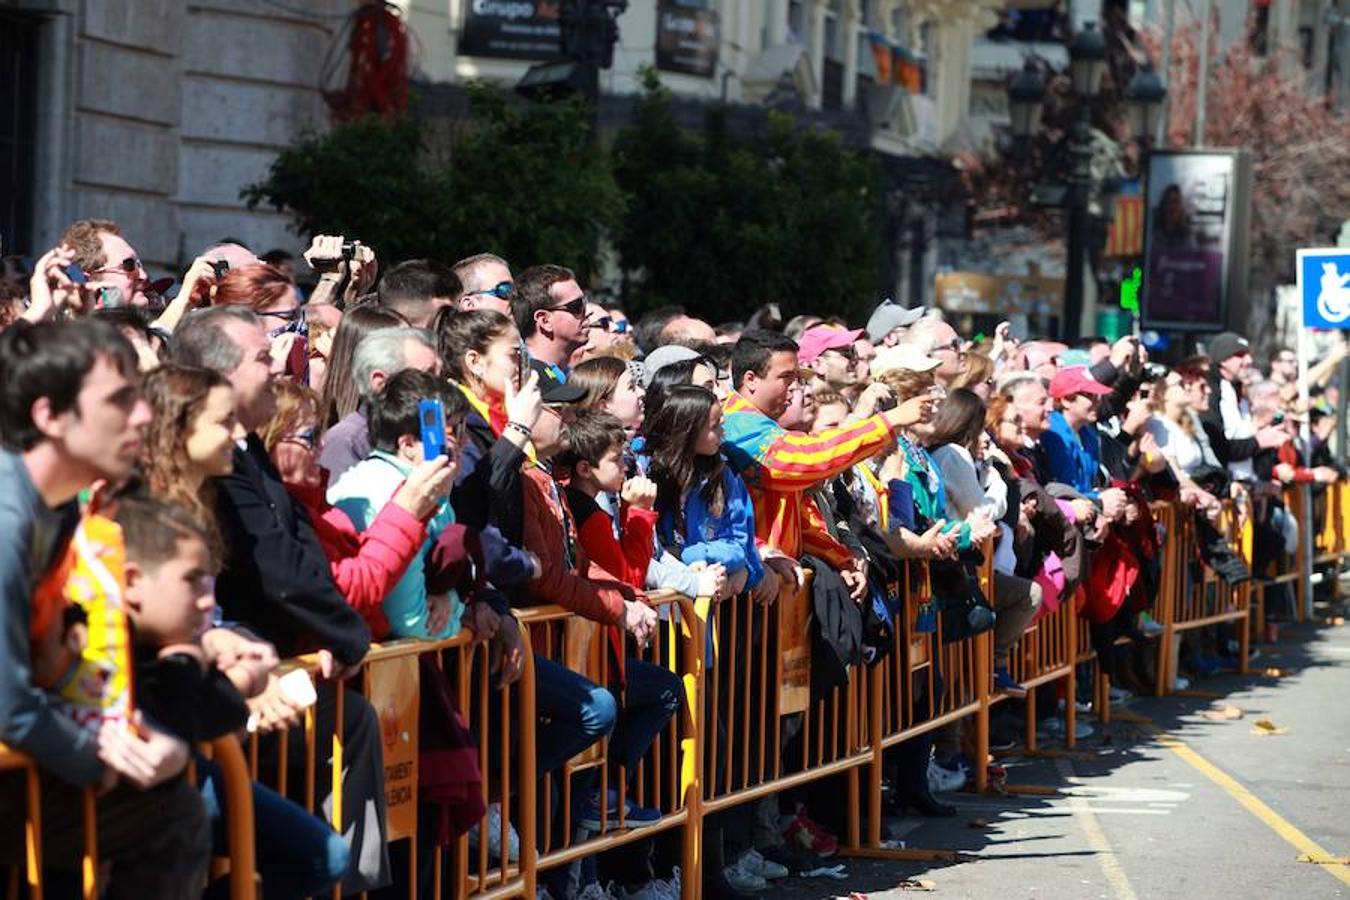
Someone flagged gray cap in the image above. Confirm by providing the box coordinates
[1205,331,1250,364]
[865,300,925,343]
[639,344,703,388]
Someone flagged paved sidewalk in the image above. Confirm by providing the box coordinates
[767,617,1350,900]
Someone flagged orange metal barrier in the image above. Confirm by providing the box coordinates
[1152,499,1249,695]
[0,736,255,900]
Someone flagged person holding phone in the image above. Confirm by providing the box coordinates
[328,369,470,640]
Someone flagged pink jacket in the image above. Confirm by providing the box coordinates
[287,481,427,639]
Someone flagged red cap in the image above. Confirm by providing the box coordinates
[1049,365,1112,399]
[798,326,864,364]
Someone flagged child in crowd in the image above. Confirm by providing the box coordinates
[328,368,472,640]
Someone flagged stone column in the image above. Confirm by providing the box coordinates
[841,0,862,109]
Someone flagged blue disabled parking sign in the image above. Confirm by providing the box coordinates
[1300,247,1350,328]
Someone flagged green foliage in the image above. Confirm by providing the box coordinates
[244,83,623,278]
[246,76,886,321]
[611,70,886,323]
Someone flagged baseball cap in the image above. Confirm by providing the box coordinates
[1205,332,1250,363]
[1049,365,1112,399]
[530,358,586,403]
[871,344,942,378]
[638,345,704,388]
[798,326,865,364]
[865,299,925,343]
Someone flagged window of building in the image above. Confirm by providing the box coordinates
[0,12,38,257]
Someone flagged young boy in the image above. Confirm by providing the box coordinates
[329,368,501,641]
[561,410,659,590]
[112,495,353,899]
[563,409,726,601]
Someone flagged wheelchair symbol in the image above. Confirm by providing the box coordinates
[1316,261,1350,323]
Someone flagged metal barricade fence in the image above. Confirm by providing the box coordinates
[0,736,256,900]
[1152,499,1250,695]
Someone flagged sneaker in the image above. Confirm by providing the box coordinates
[927,757,968,793]
[577,883,618,900]
[467,802,520,862]
[993,666,1029,699]
[722,857,767,892]
[1039,717,1094,740]
[782,805,838,858]
[937,752,975,779]
[579,789,663,831]
[1057,697,1093,714]
[758,843,812,875]
[1108,686,1135,706]
[617,879,677,900]
[1174,675,1191,691]
[740,848,789,880]
[989,728,1019,751]
[1137,612,1165,637]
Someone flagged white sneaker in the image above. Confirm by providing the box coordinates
[1056,697,1093,714]
[1174,676,1191,691]
[577,883,618,900]
[1108,686,1135,706]
[740,848,789,880]
[723,856,767,892]
[467,802,520,862]
[617,879,678,900]
[927,757,968,793]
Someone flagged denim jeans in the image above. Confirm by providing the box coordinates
[198,758,350,900]
[534,654,618,776]
[610,657,682,776]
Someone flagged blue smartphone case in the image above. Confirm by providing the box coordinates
[419,398,446,460]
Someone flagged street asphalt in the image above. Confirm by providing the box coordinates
[768,613,1350,900]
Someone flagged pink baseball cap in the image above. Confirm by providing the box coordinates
[798,326,865,364]
[1049,365,1112,399]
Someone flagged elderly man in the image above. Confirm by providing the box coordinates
[317,327,440,482]
[901,317,966,387]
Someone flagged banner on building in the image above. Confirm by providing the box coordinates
[656,2,720,77]
[1141,150,1252,331]
[460,0,562,60]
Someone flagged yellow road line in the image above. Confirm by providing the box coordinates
[1053,758,1140,900]
[1143,720,1350,888]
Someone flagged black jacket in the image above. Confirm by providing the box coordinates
[452,411,535,594]
[1199,373,1258,468]
[214,436,371,665]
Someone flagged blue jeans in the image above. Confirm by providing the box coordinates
[198,758,350,900]
[534,654,618,776]
[610,658,682,776]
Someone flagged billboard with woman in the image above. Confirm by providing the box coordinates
[1141,151,1250,331]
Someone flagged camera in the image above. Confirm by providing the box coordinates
[1142,362,1168,382]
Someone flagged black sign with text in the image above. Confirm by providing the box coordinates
[460,0,563,60]
[655,2,719,77]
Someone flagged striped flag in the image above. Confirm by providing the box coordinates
[1105,194,1145,258]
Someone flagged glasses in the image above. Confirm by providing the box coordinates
[823,346,858,363]
[281,427,318,450]
[260,307,302,321]
[549,295,587,319]
[586,315,631,335]
[932,339,965,358]
[92,256,144,276]
[467,281,514,301]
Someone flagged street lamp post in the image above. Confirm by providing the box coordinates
[1005,23,1165,342]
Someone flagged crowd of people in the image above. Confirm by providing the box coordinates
[0,220,1342,899]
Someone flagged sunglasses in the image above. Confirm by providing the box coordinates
[549,295,587,319]
[468,281,514,301]
[281,427,318,450]
[822,345,858,363]
[92,256,144,276]
[587,315,631,334]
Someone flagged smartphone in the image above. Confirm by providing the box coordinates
[419,398,446,461]
[63,262,88,285]
[210,259,230,280]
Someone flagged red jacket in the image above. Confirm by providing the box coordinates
[565,486,657,591]
[520,465,633,625]
[286,480,427,639]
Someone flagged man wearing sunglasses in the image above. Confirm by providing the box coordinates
[900,317,967,388]
[59,218,150,308]
[512,263,590,386]
[452,252,514,314]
